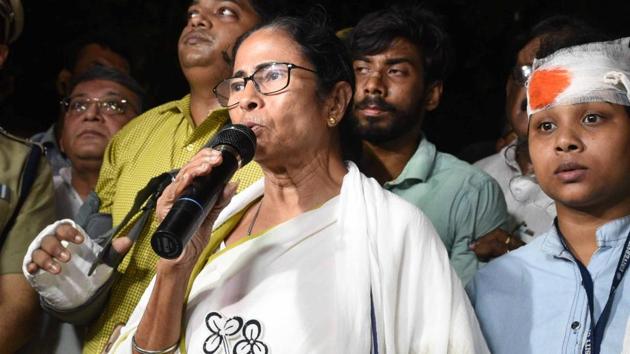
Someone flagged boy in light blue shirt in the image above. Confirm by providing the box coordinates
[468,36,630,354]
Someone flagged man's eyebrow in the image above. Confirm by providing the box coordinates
[384,58,413,65]
[100,91,125,98]
[354,56,372,63]
[69,91,125,99]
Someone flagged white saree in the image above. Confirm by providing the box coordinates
[111,163,488,354]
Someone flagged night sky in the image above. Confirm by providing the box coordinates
[5,0,630,157]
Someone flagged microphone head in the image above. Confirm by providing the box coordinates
[210,124,257,165]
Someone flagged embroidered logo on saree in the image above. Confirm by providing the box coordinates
[204,312,268,354]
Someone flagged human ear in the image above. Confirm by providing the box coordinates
[424,81,443,112]
[325,81,353,125]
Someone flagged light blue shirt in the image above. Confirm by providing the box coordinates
[385,137,508,284]
[468,215,630,354]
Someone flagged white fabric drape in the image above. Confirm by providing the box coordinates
[110,162,488,354]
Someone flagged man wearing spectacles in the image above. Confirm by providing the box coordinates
[17,65,145,354]
[55,65,144,220]
[32,33,132,177]
[473,16,606,258]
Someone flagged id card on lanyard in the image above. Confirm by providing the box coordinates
[555,219,630,354]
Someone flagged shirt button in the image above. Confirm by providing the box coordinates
[571,321,580,330]
[185,144,194,152]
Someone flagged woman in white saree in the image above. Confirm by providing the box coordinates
[111,14,489,354]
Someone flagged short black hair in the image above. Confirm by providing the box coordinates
[232,8,354,99]
[61,32,130,73]
[348,4,452,86]
[534,18,609,59]
[249,0,289,22]
[66,65,147,113]
[507,15,607,62]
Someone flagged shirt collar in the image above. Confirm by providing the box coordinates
[541,215,630,257]
[158,94,192,118]
[384,136,436,187]
[158,94,231,138]
[33,124,60,149]
[59,166,73,185]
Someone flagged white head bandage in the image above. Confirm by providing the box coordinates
[526,36,630,117]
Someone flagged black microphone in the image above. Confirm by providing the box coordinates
[151,124,257,259]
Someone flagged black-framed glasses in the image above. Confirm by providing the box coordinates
[60,96,135,116]
[213,62,317,108]
[511,65,532,87]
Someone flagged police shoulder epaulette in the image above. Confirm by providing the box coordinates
[0,126,45,153]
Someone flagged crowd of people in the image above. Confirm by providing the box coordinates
[1,0,630,353]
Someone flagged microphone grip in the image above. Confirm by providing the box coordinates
[151,150,239,259]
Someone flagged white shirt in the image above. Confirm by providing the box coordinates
[474,142,555,242]
[53,166,83,220]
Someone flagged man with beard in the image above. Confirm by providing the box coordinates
[23,1,285,353]
[348,5,509,284]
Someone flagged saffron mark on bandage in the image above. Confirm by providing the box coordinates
[529,68,571,110]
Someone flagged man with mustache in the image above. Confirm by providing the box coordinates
[55,66,144,220]
[17,65,145,354]
[348,5,509,284]
[23,1,285,353]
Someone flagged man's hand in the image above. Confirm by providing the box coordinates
[26,223,84,274]
[469,228,525,262]
[26,223,132,274]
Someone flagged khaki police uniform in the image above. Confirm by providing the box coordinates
[0,127,55,274]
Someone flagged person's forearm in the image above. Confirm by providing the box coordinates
[0,275,41,353]
[132,264,192,352]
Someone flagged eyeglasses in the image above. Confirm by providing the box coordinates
[60,97,135,116]
[511,65,532,87]
[213,62,317,108]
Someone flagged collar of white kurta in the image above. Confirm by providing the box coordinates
[526,36,630,116]
[205,163,373,352]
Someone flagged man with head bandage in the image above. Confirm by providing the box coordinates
[468,36,630,354]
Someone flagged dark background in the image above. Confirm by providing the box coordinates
[4,0,630,159]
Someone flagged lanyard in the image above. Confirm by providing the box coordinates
[556,220,630,354]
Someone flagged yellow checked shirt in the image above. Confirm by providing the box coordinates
[83,95,263,354]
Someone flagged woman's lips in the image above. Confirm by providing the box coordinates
[554,162,588,183]
[241,120,263,136]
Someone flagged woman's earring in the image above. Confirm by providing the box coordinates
[327,116,337,127]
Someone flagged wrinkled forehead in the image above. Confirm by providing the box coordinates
[234,28,303,73]
[526,37,630,117]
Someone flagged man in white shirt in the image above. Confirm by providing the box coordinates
[54,65,144,219]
